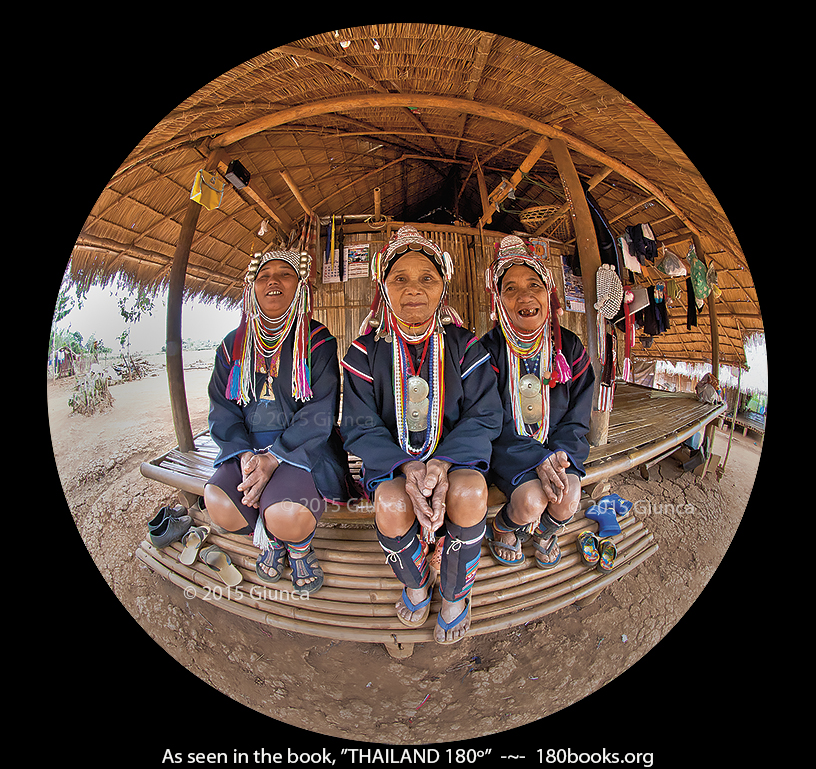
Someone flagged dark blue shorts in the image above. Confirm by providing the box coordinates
[206,457,325,528]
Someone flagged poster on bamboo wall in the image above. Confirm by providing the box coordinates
[561,253,585,312]
[345,243,370,279]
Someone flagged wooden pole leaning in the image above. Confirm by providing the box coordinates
[549,138,609,446]
[692,232,720,456]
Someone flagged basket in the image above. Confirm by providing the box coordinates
[519,205,572,241]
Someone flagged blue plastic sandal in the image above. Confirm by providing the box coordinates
[289,547,324,595]
[598,494,633,516]
[435,598,471,645]
[255,541,287,583]
[585,504,622,538]
[397,584,433,627]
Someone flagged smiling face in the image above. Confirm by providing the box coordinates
[253,259,299,317]
[499,263,550,332]
[384,252,445,327]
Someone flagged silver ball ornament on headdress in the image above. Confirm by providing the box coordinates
[246,252,262,283]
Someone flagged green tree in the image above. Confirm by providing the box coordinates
[117,289,154,356]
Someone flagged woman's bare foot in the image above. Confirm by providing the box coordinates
[434,597,471,643]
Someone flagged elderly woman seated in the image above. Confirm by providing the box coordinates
[204,249,354,595]
[340,227,502,644]
[481,236,594,570]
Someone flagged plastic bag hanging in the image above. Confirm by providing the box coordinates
[190,169,225,211]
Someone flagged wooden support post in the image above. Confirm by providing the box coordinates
[475,155,490,224]
[166,151,221,452]
[549,138,609,445]
[166,198,198,453]
[691,233,719,377]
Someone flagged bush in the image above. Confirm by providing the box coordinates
[68,369,114,415]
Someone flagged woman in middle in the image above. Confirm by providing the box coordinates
[341,226,502,644]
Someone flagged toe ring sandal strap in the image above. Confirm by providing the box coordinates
[435,598,471,645]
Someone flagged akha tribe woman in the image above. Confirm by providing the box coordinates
[482,236,594,569]
[205,249,355,594]
[341,227,502,644]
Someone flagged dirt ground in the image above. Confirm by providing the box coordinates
[47,355,765,758]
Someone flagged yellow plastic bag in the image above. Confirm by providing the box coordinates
[190,169,225,211]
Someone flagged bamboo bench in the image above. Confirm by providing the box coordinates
[138,428,661,657]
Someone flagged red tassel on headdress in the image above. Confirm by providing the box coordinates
[550,289,572,384]
[226,312,248,400]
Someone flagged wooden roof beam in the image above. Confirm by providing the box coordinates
[533,167,613,237]
[479,134,550,228]
[280,169,315,216]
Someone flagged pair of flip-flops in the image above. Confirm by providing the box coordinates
[576,531,617,573]
[487,522,560,571]
[397,575,470,645]
[179,525,243,588]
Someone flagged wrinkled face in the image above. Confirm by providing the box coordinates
[254,260,299,317]
[500,264,550,332]
[384,252,445,327]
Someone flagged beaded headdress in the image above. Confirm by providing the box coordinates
[361,225,460,340]
[225,249,314,405]
[485,235,572,442]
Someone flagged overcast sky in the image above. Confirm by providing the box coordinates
[57,284,240,355]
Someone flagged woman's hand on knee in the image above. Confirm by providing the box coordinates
[400,459,450,532]
[238,451,278,508]
[535,451,570,504]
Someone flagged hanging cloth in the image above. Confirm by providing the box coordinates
[688,243,710,309]
[686,277,698,329]
[594,265,623,411]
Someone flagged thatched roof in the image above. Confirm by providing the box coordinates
[67,24,760,368]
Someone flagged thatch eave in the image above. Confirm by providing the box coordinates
[66,25,762,370]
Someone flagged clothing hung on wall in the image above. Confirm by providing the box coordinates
[626,224,658,263]
[636,285,670,336]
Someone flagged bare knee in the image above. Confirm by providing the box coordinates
[547,475,582,521]
[445,470,488,526]
[374,479,415,537]
[264,501,315,542]
[508,479,548,526]
[203,483,248,532]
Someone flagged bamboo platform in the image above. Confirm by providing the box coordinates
[135,497,657,656]
[136,381,726,655]
[720,409,765,444]
[581,383,726,484]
